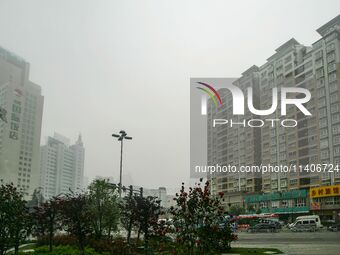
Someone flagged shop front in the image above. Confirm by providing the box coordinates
[309,185,340,221]
[244,190,309,221]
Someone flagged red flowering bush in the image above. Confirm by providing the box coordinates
[170,179,236,255]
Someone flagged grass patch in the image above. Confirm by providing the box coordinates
[225,247,283,254]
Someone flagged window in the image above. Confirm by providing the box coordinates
[317,78,325,88]
[329,72,337,83]
[327,63,336,72]
[295,198,306,207]
[280,179,287,187]
[334,136,340,145]
[260,202,268,209]
[281,200,289,208]
[321,139,329,149]
[331,93,338,103]
[304,59,312,68]
[330,82,338,93]
[290,179,298,186]
[315,50,323,59]
[271,201,279,208]
[319,98,326,107]
[333,124,340,134]
[316,68,324,79]
[315,58,323,67]
[335,196,340,205]
[333,114,340,123]
[317,88,325,97]
[327,53,336,63]
[284,63,292,72]
[321,149,329,159]
[319,117,328,128]
[319,107,327,117]
[331,104,339,113]
[335,146,340,155]
[285,55,292,63]
[320,128,328,138]
[326,43,335,53]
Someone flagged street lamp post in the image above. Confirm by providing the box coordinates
[112,130,132,197]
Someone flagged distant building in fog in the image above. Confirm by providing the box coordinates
[0,46,44,199]
[143,186,168,207]
[83,176,90,190]
[40,133,85,199]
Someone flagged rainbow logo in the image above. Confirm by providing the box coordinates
[196,82,222,109]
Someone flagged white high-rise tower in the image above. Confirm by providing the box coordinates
[40,133,85,199]
[0,46,44,198]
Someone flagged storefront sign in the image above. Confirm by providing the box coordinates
[310,185,340,198]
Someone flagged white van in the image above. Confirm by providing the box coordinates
[289,215,322,228]
[290,219,317,232]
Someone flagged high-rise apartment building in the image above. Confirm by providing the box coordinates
[258,15,340,192]
[0,46,44,198]
[208,66,262,208]
[208,15,340,219]
[40,133,85,200]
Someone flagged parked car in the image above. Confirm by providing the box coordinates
[247,223,279,233]
[290,219,317,232]
[327,223,340,232]
[260,219,282,229]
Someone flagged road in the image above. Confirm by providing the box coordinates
[233,230,340,255]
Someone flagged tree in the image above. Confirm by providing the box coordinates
[229,204,245,216]
[134,196,162,253]
[120,186,137,244]
[32,197,61,252]
[170,180,235,255]
[59,192,92,255]
[87,179,120,240]
[0,184,31,255]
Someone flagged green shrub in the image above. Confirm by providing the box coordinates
[87,238,113,253]
[37,235,78,247]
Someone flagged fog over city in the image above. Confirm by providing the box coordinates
[0,0,339,192]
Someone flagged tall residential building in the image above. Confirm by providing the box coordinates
[258,15,340,192]
[207,67,262,208]
[208,15,340,219]
[0,46,44,198]
[40,133,85,200]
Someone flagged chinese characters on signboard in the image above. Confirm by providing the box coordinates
[0,106,7,123]
[9,99,21,140]
[310,185,340,198]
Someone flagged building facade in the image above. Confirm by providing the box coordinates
[0,46,44,198]
[309,184,340,220]
[143,186,168,207]
[208,15,340,219]
[208,66,262,208]
[40,133,85,200]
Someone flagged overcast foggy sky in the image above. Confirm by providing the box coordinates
[0,0,339,193]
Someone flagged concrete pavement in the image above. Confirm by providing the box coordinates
[233,230,340,255]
